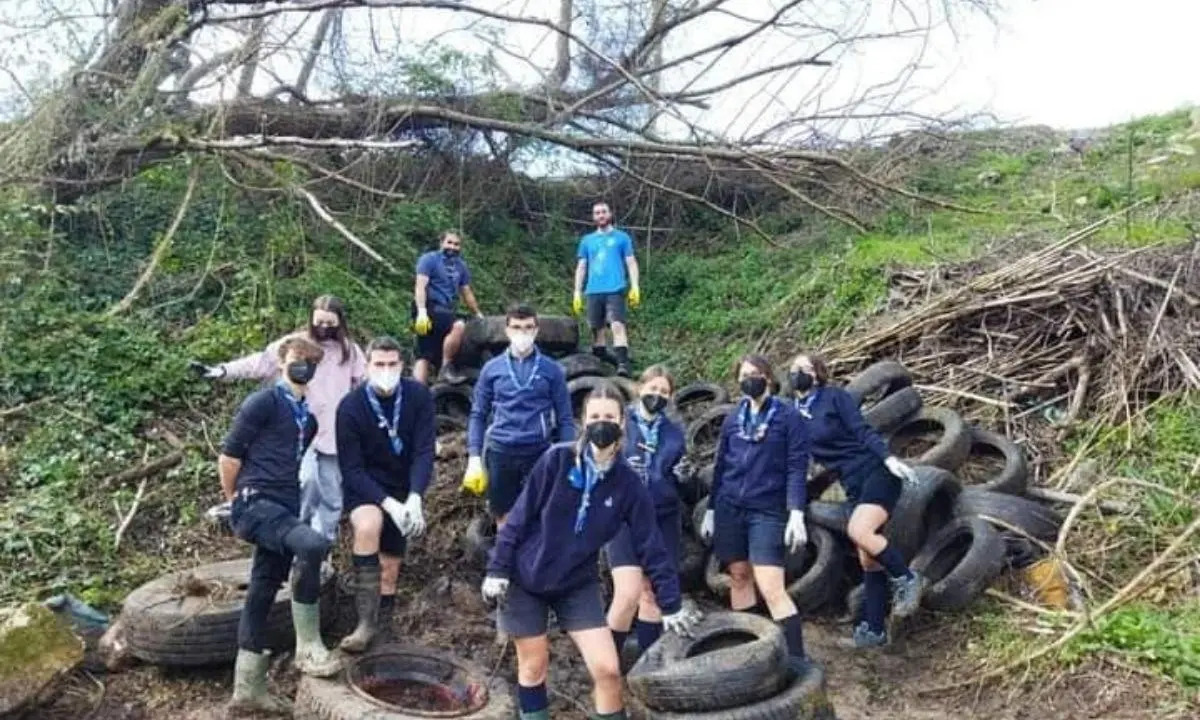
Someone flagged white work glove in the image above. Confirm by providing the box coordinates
[481,576,510,606]
[662,606,702,637]
[400,493,425,538]
[783,509,808,554]
[189,360,226,379]
[381,496,410,536]
[885,456,919,486]
[700,509,714,544]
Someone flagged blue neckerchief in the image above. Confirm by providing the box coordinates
[365,382,404,456]
[275,381,310,461]
[631,406,662,485]
[505,348,542,392]
[794,389,821,419]
[737,396,777,443]
[569,448,608,534]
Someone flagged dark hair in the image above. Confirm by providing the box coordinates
[639,364,676,394]
[577,380,627,456]
[733,353,777,392]
[441,229,462,242]
[366,336,406,362]
[793,352,831,386]
[278,336,325,364]
[506,302,538,325]
[310,295,353,365]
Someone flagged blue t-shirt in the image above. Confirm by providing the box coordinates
[415,251,472,310]
[576,228,634,295]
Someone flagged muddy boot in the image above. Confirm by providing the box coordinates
[338,563,381,653]
[376,594,397,644]
[520,711,550,720]
[613,347,631,378]
[227,649,290,716]
[291,601,342,677]
[890,571,927,619]
[838,621,887,650]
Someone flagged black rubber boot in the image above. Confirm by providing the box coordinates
[338,563,381,653]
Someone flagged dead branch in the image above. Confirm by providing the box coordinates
[113,477,149,552]
[292,178,401,273]
[101,451,185,487]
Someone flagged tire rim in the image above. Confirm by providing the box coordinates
[347,650,490,717]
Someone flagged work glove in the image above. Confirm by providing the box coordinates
[461,456,488,496]
[481,576,509,606]
[699,509,714,544]
[400,493,425,538]
[783,509,808,554]
[189,360,225,379]
[885,456,919,487]
[381,496,410,536]
[572,292,584,317]
[628,286,641,309]
[413,309,432,336]
[662,606,702,637]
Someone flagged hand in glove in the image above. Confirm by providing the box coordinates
[461,456,488,496]
[885,456,919,486]
[481,576,509,606]
[413,309,432,336]
[662,606,702,637]
[699,509,715,544]
[571,292,584,316]
[381,496,411,536]
[189,360,225,379]
[400,493,425,538]
[783,509,808,554]
[628,286,641,309]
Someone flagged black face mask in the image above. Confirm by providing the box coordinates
[286,360,317,385]
[443,248,460,258]
[641,394,668,415]
[740,376,767,399]
[311,325,338,342]
[586,420,622,449]
[790,371,814,393]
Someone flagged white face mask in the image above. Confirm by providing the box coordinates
[508,331,537,355]
[369,368,401,392]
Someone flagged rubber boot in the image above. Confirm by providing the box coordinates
[520,711,551,720]
[227,649,290,716]
[338,563,381,653]
[291,601,342,677]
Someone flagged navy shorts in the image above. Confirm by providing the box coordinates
[712,501,788,567]
[585,292,628,330]
[485,444,547,517]
[606,510,681,570]
[410,302,462,368]
[844,460,903,515]
[498,581,607,638]
[343,490,409,557]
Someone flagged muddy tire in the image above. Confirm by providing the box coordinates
[462,514,495,566]
[887,406,971,471]
[686,404,736,461]
[805,501,851,536]
[627,612,789,712]
[911,516,1006,611]
[959,426,1028,495]
[462,315,579,356]
[673,383,730,424]
[558,353,610,381]
[862,386,923,435]
[431,383,473,421]
[627,659,834,720]
[678,535,708,593]
[294,643,516,720]
[122,558,334,667]
[435,413,467,435]
[784,524,842,614]
[846,361,913,405]
[885,465,961,561]
[953,489,1063,541]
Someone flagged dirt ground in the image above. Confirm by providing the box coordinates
[35,433,1191,720]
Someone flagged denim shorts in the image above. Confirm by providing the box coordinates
[485,444,547,517]
[844,460,903,515]
[606,510,682,570]
[712,501,787,567]
[497,581,607,638]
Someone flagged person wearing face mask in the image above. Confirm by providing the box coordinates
[334,336,436,652]
[604,364,688,657]
[217,337,342,714]
[787,352,924,648]
[411,230,485,385]
[482,383,700,720]
[698,354,813,669]
[190,294,366,544]
[463,303,575,528]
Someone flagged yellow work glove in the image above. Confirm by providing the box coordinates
[461,456,488,496]
[628,286,641,309]
[572,292,584,316]
[413,309,432,336]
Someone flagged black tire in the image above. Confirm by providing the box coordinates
[431,383,473,421]
[696,464,715,496]
[686,404,736,461]
[567,376,637,420]
[294,643,516,720]
[435,413,467,435]
[805,501,851,536]
[626,612,789,713]
[806,467,840,502]
[558,353,611,381]
[122,558,334,667]
[784,524,842,614]
[704,553,731,598]
[885,465,961,561]
[957,426,1029,495]
[678,535,708,593]
[846,361,913,405]
[676,464,702,507]
[462,514,495,566]
[863,386,923,435]
[691,496,710,545]
[953,488,1063,541]
[627,660,834,720]
[887,406,971,471]
[911,516,1006,611]
[673,383,731,424]
[462,315,579,356]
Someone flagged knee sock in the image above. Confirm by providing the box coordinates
[635,619,662,650]
[777,613,807,660]
[379,594,396,619]
[863,570,888,633]
[353,552,380,568]
[592,711,627,720]
[611,629,630,654]
[517,683,549,713]
[873,544,913,580]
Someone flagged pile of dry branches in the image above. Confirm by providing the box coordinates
[825,214,1200,475]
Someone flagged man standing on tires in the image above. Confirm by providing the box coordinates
[462,303,575,528]
[336,336,436,653]
[573,202,640,378]
[218,336,342,715]
[412,230,485,385]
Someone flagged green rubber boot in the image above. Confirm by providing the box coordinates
[291,601,342,677]
[227,649,290,716]
[338,563,381,653]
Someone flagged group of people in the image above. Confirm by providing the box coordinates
[192,208,928,720]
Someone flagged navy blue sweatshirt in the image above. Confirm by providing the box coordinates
[711,396,810,513]
[487,442,682,614]
[336,378,437,504]
[796,386,891,483]
[623,405,686,516]
[468,348,575,455]
[221,384,318,512]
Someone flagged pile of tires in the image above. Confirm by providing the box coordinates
[624,612,835,719]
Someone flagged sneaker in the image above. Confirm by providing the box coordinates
[890,572,927,619]
[851,621,887,648]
